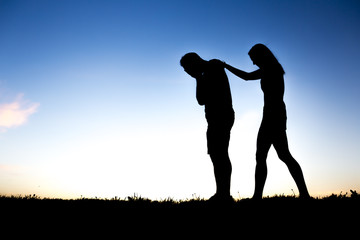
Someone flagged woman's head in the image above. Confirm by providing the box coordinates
[248,44,284,74]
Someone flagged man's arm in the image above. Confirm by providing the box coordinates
[196,77,207,106]
[224,63,262,81]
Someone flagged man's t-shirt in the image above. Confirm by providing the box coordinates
[200,59,234,121]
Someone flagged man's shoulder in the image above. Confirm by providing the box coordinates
[206,60,226,75]
[208,59,224,67]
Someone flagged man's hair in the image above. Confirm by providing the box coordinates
[180,52,203,67]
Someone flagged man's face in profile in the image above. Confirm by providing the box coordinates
[183,62,202,79]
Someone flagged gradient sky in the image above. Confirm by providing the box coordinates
[0,0,359,199]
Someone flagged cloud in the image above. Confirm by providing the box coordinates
[0,94,39,132]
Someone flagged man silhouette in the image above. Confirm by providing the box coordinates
[180,52,234,203]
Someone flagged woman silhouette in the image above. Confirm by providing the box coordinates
[224,44,310,199]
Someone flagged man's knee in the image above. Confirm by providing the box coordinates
[210,153,231,167]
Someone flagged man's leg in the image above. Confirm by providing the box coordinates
[210,152,232,196]
[207,118,233,199]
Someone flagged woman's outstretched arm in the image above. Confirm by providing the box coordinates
[224,63,262,81]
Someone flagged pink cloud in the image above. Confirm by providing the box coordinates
[0,94,39,131]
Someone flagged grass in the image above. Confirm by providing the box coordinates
[2,189,360,202]
[1,190,359,235]
[2,189,360,210]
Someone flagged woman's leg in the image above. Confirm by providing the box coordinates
[253,128,272,199]
[273,131,310,198]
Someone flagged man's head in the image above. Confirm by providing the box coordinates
[180,52,205,79]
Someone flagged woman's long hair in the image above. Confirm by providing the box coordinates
[248,44,285,75]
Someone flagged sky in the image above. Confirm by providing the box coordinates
[0,0,359,199]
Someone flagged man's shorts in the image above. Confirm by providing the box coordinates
[206,111,234,155]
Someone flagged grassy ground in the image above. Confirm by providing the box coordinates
[2,191,359,236]
[2,189,359,212]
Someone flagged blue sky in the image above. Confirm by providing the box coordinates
[0,0,359,199]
